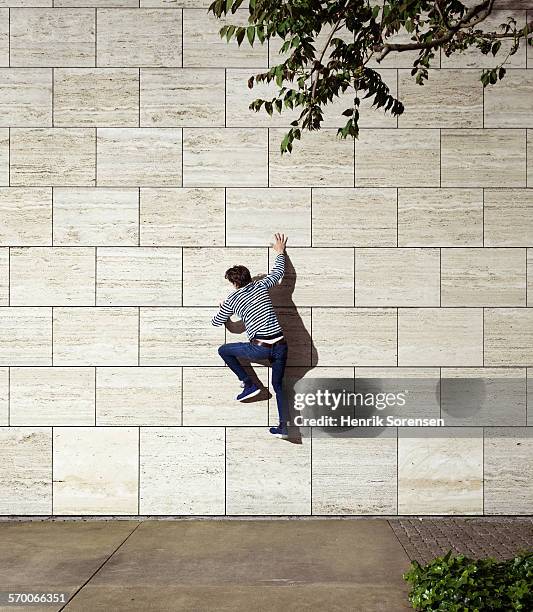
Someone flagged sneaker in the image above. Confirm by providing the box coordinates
[269,424,289,437]
[236,383,261,401]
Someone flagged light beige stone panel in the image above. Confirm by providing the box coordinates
[97,128,182,187]
[140,188,224,246]
[269,129,354,187]
[0,128,9,185]
[484,428,533,514]
[57,0,137,6]
[97,247,182,306]
[269,248,354,307]
[0,427,52,514]
[441,10,527,68]
[53,427,138,515]
[312,188,397,247]
[183,367,268,425]
[0,10,7,67]
[0,69,52,126]
[398,430,483,515]
[11,247,95,306]
[484,189,533,246]
[140,307,224,366]
[354,248,440,307]
[140,68,225,127]
[398,69,483,128]
[11,128,95,187]
[183,248,267,306]
[183,128,268,187]
[10,9,95,67]
[140,427,225,515]
[226,188,311,247]
[54,68,139,127]
[313,308,397,366]
[529,130,533,187]
[10,367,94,425]
[356,129,440,187]
[53,188,138,246]
[529,249,533,306]
[226,427,311,514]
[441,129,526,188]
[0,307,52,365]
[485,70,533,127]
[97,8,182,67]
[96,366,181,425]
[0,188,52,246]
[183,10,267,67]
[484,308,533,365]
[312,433,397,515]
[0,368,7,424]
[53,307,138,366]
[441,248,526,306]
[398,308,483,366]
[398,188,483,247]
[0,247,7,304]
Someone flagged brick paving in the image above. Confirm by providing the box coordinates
[389,518,533,565]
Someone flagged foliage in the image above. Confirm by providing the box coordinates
[403,550,533,611]
[208,0,533,152]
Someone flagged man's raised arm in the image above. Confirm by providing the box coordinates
[257,233,288,289]
[211,300,233,327]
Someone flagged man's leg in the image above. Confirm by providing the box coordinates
[270,343,289,427]
[218,342,254,384]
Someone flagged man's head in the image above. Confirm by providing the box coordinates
[225,265,252,289]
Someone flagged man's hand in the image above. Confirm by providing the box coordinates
[272,233,288,254]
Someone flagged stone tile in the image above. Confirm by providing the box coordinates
[269,248,354,307]
[140,307,224,366]
[0,247,6,304]
[398,308,483,366]
[0,307,52,365]
[356,129,440,187]
[529,130,533,187]
[398,429,483,515]
[53,188,138,246]
[484,189,533,246]
[11,128,95,186]
[398,188,483,247]
[226,427,311,514]
[182,248,267,306]
[269,129,354,187]
[0,188,52,246]
[441,10,527,68]
[0,128,8,185]
[54,68,139,127]
[0,367,6,424]
[96,366,181,425]
[441,129,526,188]
[312,188,397,247]
[312,433,397,515]
[140,68,225,127]
[0,68,52,126]
[57,0,137,5]
[354,248,440,307]
[0,427,52,514]
[0,0,51,4]
[484,427,533,514]
[10,247,95,306]
[97,8,182,67]
[183,128,268,187]
[398,69,483,128]
[10,8,95,67]
[10,367,94,425]
[140,427,225,515]
[226,188,311,247]
[485,70,533,128]
[484,308,533,366]
[0,10,7,67]
[140,188,224,247]
[367,23,439,69]
[97,128,182,187]
[183,10,267,68]
[53,307,138,366]
[529,249,533,306]
[441,368,526,426]
[313,308,397,366]
[441,248,526,306]
[53,427,138,515]
[96,247,182,306]
[182,367,268,426]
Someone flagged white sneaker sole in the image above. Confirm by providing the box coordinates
[236,388,261,401]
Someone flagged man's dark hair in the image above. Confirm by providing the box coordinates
[225,265,252,289]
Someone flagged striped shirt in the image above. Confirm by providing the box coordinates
[211,253,285,340]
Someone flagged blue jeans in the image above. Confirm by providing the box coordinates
[218,341,289,425]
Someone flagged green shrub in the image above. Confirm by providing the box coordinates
[403,550,533,611]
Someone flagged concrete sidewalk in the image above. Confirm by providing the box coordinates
[0,519,412,612]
